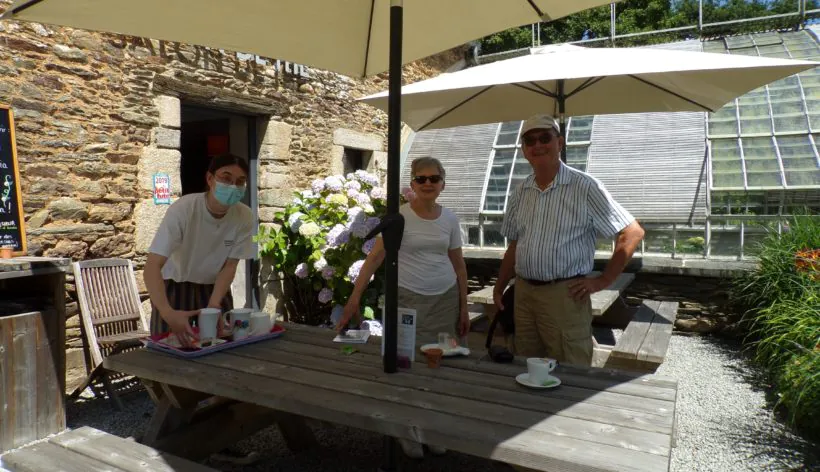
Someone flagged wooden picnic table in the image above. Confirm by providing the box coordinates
[103,322,678,472]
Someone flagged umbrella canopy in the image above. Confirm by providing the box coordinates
[2,0,618,78]
[1,0,623,380]
[360,43,819,131]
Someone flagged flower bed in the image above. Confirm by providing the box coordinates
[732,215,820,439]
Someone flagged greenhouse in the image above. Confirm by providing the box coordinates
[401,27,820,260]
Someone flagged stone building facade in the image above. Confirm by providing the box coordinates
[0,3,462,281]
[0,2,463,386]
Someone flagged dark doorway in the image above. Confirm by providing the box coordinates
[180,116,230,195]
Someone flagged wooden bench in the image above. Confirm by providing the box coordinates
[0,426,217,472]
[467,272,636,322]
[601,300,679,373]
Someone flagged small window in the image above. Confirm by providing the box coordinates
[343,147,371,174]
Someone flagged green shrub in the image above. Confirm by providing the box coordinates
[731,215,819,439]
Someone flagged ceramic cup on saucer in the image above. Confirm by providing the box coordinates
[526,357,557,385]
[249,311,273,336]
[198,308,221,341]
[226,308,253,341]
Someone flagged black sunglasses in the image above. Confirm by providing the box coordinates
[522,133,556,147]
[413,175,443,184]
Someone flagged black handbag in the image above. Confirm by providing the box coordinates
[485,284,515,363]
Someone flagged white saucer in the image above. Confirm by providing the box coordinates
[515,373,561,389]
[420,343,471,357]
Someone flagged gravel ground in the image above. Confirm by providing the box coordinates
[66,333,819,472]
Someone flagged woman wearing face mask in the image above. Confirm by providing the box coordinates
[144,153,254,348]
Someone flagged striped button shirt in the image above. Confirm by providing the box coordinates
[500,162,635,281]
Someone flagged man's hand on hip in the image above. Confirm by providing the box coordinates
[567,276,610,302]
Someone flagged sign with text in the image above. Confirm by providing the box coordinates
[0,105,26,255]
[153,173,171,204]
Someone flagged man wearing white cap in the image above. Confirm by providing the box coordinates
[492,114,644,366]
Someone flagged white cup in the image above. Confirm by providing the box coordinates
[526,357,557,385]
[198,308,221,340]
[226,308,253,341]
[249,311,273,336]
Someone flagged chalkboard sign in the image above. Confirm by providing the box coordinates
[0,105,26,255]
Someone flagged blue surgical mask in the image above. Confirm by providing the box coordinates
[213,182,245,206]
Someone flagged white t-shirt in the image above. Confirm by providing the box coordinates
[148,193,254,285]
[398,203,462,295]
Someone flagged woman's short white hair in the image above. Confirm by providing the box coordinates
[410,156,446,180]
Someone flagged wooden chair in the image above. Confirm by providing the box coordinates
[70,258,150,410]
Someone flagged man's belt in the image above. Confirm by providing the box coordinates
[520,274,585,286]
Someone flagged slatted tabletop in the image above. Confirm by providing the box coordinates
[104,322,677,472]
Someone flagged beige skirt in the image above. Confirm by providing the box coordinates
[398,283,459,346]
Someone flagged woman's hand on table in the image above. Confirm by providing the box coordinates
[163,309,200,348]
[336,299,361,332]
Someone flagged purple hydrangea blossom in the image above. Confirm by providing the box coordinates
[318,287,333,304]
[355,170,380,187]
[325,175,344,192]
[362,238,376,255]
[321,266,336,280]
[346,188,360,200]
[350,221,369,239]
[345,180,362,192]
[355,193,371,207]
[310,179,325,194]
[346,207,366,228]
[369,187,386,200]
[365,217,381,234]
[346,173,356,181]
[347,259,366,283]
[294,262,309,279]
[401,186,416,202]
[288,212,304,226]
[325,224,350,248]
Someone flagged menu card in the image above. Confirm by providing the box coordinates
[381,306,416,367]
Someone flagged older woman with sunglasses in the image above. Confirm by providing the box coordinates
[336,156,469,459]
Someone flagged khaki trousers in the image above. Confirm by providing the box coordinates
[398,284,459,346]
[513,278,593,367]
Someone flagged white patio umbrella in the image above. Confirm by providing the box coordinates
[360,43,818,135]
[1,1,622,379]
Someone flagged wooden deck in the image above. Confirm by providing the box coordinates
[103,322,678,471]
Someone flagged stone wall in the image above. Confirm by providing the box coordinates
[465,258,740,335]
[0,1,463,265]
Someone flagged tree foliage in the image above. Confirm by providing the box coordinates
[479,0,820,54]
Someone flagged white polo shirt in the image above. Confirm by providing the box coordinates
[501,163,634,281]
[149,192,255,285]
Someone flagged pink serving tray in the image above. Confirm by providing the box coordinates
[142,324,286,358]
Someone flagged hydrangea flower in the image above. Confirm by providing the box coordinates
[294,262,309,279]
[326,224,350,248]
[298,222,320,237]
[345,180,362,192]
[346,207,366,228]
[362,203,375,214]
[288,212,305,226]
[321,266,336,280]
[326,193,348,207]
[355,170,380,187]
[347,259,366,283]
[301,190,315,198]
[310,179,325,194]
[362,238,376,255]
[314,257,328,271]
[318,287,333,304]
[346,173,356,181]
[350,221,369,238]
[292,197,303,205]
[346,188,360,200]
[370,187,386,201]
[365,216,381,234]
[401,186,416,202]
[325,175,344,191]
[355,193,371,207]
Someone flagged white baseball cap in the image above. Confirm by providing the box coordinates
[520,114,560,137]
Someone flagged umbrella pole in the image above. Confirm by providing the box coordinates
[558,80,567,163]
[383,0,402,376]
[378,2,403,470]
